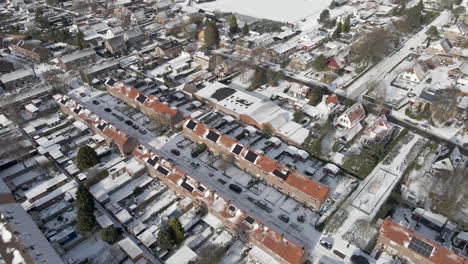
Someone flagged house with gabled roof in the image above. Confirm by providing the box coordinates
[335,102,365,131]
[131,144,308,264]
[431,146,465,172]
[377,218,466,264]
[105,78,184,129]
[398,60,430,83]
[363,115,395,143]
[182,118,329,211]
[104,35,127,55]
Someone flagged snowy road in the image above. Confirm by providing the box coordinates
[339,11,450,100]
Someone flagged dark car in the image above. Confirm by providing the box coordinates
[278,214,289,223]
[92,100,100,105]
[350,255,369,264]
[104,108,111,112]
[125,120,133,126]
[190,162,200,168]
[228,184,242,193]
[171,149,180,156]
[132,124,139,130]
[319,239,333,250]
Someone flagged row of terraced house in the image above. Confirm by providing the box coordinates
[53,94,309,264]
[182,118,329,212]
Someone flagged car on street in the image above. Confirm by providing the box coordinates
[255,200,272,213]
[132,124,139,130]
[278,214,289,223]
[190,162,200,168]
[139,129,147,135]
[228,184,242,193]
[104,108,111,112]
[92,100,100,105]
[125,120,133,126]
[319,239,333,250]
[171,149,180,156]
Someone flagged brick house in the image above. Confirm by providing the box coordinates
[377,219,466,264]
[182,118,329,211]
[132,144,308,264]
[0,69,38,91]
[105,78,184,129]
[53,95,138,155]
[9,40,49,61]
[58,48,96,71]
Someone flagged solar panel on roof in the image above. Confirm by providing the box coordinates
[232,144,243,155]
[186,120,197,130]
[181,181,194,193]
[156,165,169,176]
[73,106,82,114]
[136,94,147,104]
[244,151,258,163]
[147,156,159,166]
[408,237,434,258]
[106,78,116,86]
[272,169,289,180]
[97,122,107,131]
[206,131,220,142]
[244,216,255,224]
[60,98,69,105]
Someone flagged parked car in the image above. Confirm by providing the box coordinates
[104,108,111,112]
[319,239,333,250]
[92,100,100,105]
[139,129,147,135]
[125,120,133,126]
[171,149,180,156]
[278,214,289,223]
[228,184,242,193]
[132,124,139,130]
[190,162,200,168]
[255,200,272,213]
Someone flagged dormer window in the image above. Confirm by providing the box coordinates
[243,216,255,228]
[244,151,258,163]
[227,205,237,216]
[206,130,220,142]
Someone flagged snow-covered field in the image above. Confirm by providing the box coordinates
[194,0,332,23]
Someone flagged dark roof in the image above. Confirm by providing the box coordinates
[228,205,236,212]
[206,130,220,142]
[106,78,116,86]
[244,216,255,224]
[434,146,453,163]
[136,94,147,104]
[73,106,82,114]
[185,120,197,130]
[147,156,159,166]
[244,151,258,163]
[211,87,236,101]
[97,122,108,131]
[418,91,435,102]
[0,60,14,74]
[197,185,205,192]
[272,169,289,180]
[232,144,243,155]
[181,181,194,193]
[156,165,169,175]
[106,35,126,49]
[59,97,69,105]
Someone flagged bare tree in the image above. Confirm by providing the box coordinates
[431,88,458,124]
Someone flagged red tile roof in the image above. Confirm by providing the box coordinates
[132,143,305,264]
[325,94,339,105]
[106,79,179,117]
[380,219,466,264]
[185,118,329,204]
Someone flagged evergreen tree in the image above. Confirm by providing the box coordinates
[229,15,238,33]
[332,22,342,39]
[242,23,250,35]
[319,9,330,23]
[249,67,267,90]
[313,55,328,71]
[425,26,439,38]
[157,228,175,250]
[343,16,351,32]
[101,226,122,244]
[76,145,99,170]
[75,185,96,234]
[204,19,220,47]
[169,218,184,244]
[416,0,424,11]
[293,109,305,122]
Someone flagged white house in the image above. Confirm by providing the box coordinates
[398,61,430,83]
[335,102,365,130]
